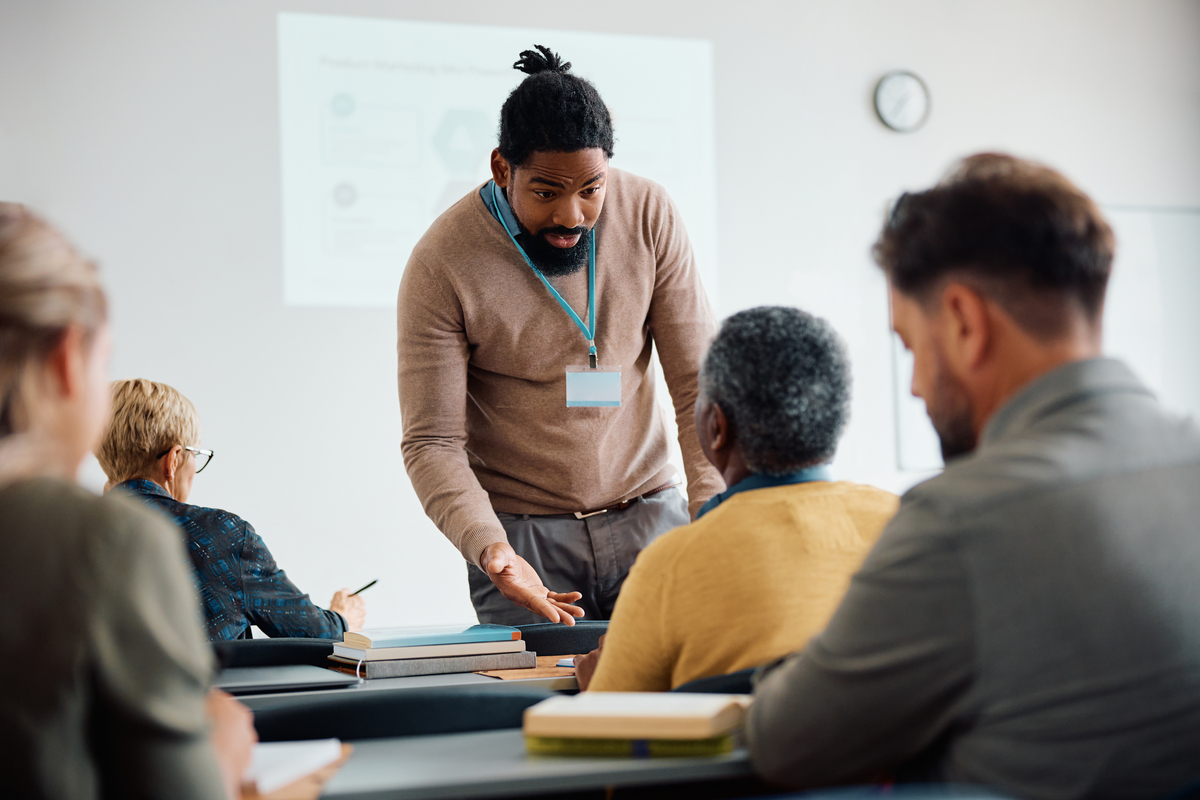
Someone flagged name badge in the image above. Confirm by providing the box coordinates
[566,366,621,407]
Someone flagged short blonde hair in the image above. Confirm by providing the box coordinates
[97,379,201,483]
[0,204,107,437]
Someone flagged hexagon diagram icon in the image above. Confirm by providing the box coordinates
[432,108,491,179]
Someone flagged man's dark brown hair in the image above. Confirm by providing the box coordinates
[873,153,1115,339]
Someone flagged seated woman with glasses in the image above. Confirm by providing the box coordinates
[97,378,366,641]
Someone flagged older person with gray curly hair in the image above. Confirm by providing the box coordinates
[575,306,899,691]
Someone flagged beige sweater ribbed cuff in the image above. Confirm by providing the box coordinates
[460,522,510,570]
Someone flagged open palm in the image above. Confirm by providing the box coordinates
[483,543,584,625]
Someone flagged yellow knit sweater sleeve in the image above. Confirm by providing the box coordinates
[586,532,682,692]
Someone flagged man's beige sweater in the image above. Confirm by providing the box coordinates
[397,169,724,567]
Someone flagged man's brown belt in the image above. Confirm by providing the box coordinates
[573,482,680,520]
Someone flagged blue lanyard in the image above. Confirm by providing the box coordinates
[491,181,597,367]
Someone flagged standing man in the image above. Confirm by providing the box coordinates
[398,46,723,625]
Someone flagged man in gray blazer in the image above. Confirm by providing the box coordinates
[749,154,1200,800]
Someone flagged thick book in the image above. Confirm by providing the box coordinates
[525,734,735,758]
[343,623,521,649]
[333,639,527,662]
[328,650,536,678]
[523,693,752,740]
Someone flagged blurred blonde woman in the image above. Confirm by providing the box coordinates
[0,204,253,800]
[98,378,366,640]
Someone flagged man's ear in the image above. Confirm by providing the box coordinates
[939,282,992,375]
[490,149,511,189]
[708,403,731,455]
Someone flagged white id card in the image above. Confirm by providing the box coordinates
[566,365,621,407]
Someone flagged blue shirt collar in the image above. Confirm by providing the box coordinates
[480,179,523,234]
[116,478,173,500]
[697,465,832,519]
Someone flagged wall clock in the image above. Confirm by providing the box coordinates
[874,71,931,133]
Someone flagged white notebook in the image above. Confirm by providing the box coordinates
[243,738,343,795]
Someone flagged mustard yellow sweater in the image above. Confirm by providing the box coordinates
[588,480,899,692]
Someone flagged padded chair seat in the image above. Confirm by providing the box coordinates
[516,620,608,656]
[252,687,554,742]
[671,668,755,694]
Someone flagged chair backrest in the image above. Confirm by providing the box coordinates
[671,668,755,694]
[213,637,337,669]
[252,687,554,742]
[516,621,608,656]
[763,787,1015,799]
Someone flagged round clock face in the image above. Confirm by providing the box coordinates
[874,71,930,132]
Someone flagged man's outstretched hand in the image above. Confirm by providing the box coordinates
[481,542,585,625]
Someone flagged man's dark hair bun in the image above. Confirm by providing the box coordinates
[499,44,612,165]
[514,45,571,75]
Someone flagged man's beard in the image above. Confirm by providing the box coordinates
[926,351,978,462]
[515,221,592,278]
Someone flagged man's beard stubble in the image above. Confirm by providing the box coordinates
[927,355,979,462]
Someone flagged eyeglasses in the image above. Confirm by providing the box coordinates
[186,446,214,473]
[154,445,215,473]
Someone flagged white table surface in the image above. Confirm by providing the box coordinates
[322,728,751,799]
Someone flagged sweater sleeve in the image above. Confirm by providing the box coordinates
[746,499,974,788]
[397,252,508,567]
[237,520,347,639]
[645,188,725,518]
[587,540,677,692]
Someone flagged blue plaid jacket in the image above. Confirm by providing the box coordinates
[118,480,347,641]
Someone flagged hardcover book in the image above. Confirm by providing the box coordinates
[342,623,521,649]
[332,639,526,662]
[522,693,751,740]
[328,650,536,679]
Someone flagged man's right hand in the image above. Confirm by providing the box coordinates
[481,542,585,625]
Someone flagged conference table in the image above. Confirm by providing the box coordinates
[320,728,753,799]
[232,665,759,798]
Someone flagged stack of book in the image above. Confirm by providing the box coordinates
[328,624,535,679]
[522,692,752,757]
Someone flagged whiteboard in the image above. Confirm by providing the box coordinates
[278,13,717,307]
[893,207,1200,472]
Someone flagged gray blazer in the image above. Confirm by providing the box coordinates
[749,358,1200,800]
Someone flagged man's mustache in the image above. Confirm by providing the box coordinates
[536,225,589,239]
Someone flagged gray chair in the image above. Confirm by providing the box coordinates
[517,620,608,656]
[213,637,337,669]
[252,687,554,742]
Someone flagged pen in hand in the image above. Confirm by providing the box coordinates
[350,579,378,596]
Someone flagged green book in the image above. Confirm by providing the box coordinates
[525,734,734,758]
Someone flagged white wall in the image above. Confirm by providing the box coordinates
[2,0,1198,628]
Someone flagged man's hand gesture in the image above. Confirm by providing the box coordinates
[481,542,585,625]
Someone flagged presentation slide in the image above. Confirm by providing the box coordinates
[278,13,717,307]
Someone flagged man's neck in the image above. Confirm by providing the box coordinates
[719,451,753,490]
[971,329,1102,437]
